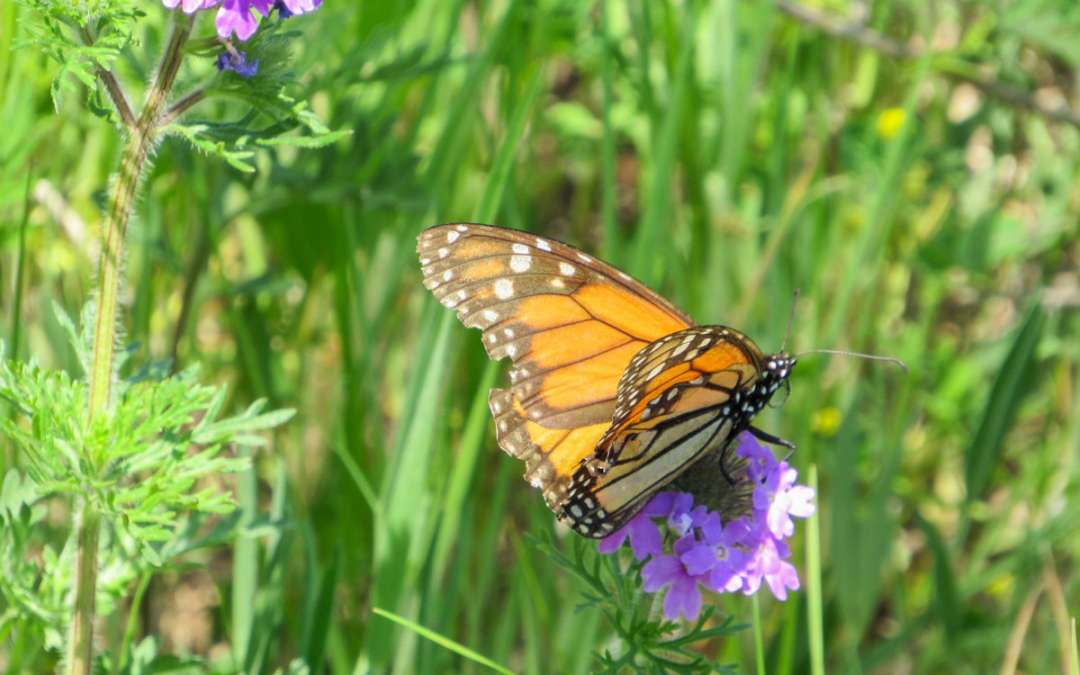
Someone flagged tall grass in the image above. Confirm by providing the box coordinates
[2,0,1079,672]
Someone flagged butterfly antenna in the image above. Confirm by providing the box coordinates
[795,348,909,372]
[780,288,800,353]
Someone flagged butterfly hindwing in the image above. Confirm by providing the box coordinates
[558,326,773,536]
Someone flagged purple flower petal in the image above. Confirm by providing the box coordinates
[663,575,703,622]
[699,511,724,542]
[216,0,260,40]
[597,525,629,555]
[628,515,664,560]
[788,485,816,518]
[641,555,682,593]
[278,0,322,14]
[764,558,800,601]
[597,501,665,559]
[680,543,718,576]
[643,492,676,517]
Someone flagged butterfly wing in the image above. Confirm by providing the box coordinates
[417,224,693,511]
[558,326,769,536]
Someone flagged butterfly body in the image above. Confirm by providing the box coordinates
[417,224,794,538]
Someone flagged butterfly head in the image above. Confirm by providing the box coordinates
[756,353,796,408]
[764,353,796,382]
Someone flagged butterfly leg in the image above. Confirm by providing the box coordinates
[717,429,742,486]
[749,425,796,452]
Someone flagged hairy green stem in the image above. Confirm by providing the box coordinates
[68,12,195,675]
[66,507,100,675]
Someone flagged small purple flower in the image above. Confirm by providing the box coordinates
[214,0,267,41]
[596,432,816,621]
[216,50,260,78]
[642,534,705,621]
[161,0,323,41]
[756,462,816,539]
[740,528,801,600]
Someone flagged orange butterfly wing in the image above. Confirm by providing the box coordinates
[559,326,775,536]
[416,224,692,513]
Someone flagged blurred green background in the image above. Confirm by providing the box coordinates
[2,0,1080,672]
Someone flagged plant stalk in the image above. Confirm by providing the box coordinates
[66,507,100,675]
[68,11,195,675]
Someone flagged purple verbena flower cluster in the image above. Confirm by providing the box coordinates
[162,0,323,41]
[598,433,816,622]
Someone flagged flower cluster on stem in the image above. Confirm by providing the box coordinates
[598,433,816,622]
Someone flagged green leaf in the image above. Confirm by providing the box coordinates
[964,302,1045,504]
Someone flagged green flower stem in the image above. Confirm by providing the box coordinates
[752,594,766,675]
[66,507,100,675]
[160,87,207,128]
[68,11,195,675]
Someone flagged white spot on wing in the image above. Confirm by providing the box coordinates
[536,238,552,252]
[442,270,453,282]
[447,230,460,243]
[672,337,694,357]
[559,262,576,276]
[512,243,530,254]
[494,278,514,299]
[438,247,450,259]
[482,309,499,323]
[510,255,532,272]
[456,224,468,232]
[550,278,566,289]
[577,253,593,263]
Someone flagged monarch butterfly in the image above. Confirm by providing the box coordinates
[417,224,796,538]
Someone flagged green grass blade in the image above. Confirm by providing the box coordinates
[474,66,544,223]
[372,607,514,675]
[806,464,824,675]
[232,450,258,671]
[427,362,497,584]
[963,302,1046,508]
[752,593,766,675]
[1071,618,1079,675]
[301,548,340,671]
[631,4,695,285]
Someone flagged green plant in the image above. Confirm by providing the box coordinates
[3,0,340,670]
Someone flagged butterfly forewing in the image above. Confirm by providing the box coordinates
[417,224,692,512]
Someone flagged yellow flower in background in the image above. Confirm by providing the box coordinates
[987,574,1014,599]
[811,406,843,437]
[877,107,907,139]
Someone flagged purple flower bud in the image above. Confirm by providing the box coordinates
[216,50,260,78]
